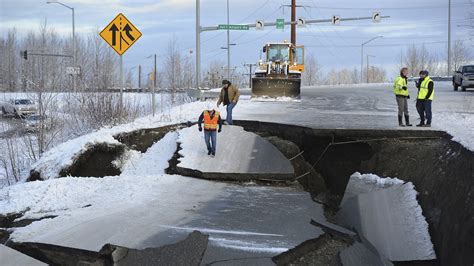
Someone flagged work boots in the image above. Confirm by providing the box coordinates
[398,116,405,127]
[416,121,425,127]
[405,115,412,127]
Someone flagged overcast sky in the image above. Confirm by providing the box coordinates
[1,0,472,77]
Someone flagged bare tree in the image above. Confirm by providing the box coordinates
[204,60,226,88]
[303,53,321,86]
[451,40,471,72]
[400,43,449,77]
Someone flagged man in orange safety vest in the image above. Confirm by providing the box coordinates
[198,104,223,157]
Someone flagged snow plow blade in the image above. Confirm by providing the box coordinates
[251,77,301,99]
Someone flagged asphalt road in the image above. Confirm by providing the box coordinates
[231,82,473,129]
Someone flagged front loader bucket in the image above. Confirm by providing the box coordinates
[251,77,301,99]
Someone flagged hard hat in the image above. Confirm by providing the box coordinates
[206,102,214,111]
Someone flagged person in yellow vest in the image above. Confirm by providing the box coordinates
[198,104,223,157]
[415,70,434,127]
[393,67,412,127]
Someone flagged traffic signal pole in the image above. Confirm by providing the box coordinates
[196,0,390,90]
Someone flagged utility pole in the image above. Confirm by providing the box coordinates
[366,54,375,83]
[243,63,256,88]
[226,0,231,80]
[138,64,141,89]
[448,0,452,75]
[153,54,157,116]
[208,71,220,88]
[291,0,296,45]
[196,0,201,90]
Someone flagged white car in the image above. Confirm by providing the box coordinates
[1,99,37,117]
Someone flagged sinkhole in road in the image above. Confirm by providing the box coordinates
[21,120,473,265]
[232,120,473,266]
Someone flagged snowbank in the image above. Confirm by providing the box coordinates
[341,172,405,205]
[435,112,474,151]
[30,101,213,180]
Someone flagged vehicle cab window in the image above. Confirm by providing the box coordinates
[462,66,474,73]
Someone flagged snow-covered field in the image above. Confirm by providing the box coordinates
[0,91,192,187]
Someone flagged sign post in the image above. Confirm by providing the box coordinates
[100,13,142,114]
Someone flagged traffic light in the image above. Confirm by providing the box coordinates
[21,50,28,60]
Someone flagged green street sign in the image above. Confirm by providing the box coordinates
[218,24,249,30]
[276,18,285,29]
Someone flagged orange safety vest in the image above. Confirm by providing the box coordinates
[203,110,219,130]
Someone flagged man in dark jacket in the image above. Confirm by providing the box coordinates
[198,104,223,157]
[217,80,240,125]
[415,70,434,127]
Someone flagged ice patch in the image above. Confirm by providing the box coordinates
[209,237,289,253]
[159,224,284,237]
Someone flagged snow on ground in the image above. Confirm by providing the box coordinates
[0,132,179,217]
[435,112,474,151]
[120,132,178,176]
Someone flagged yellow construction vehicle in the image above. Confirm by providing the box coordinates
[252,41,304,99]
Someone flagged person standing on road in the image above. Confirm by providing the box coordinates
[217,80,240,125]
[393,67,412,127]
[415,70,434,127]
[198,104,223,157]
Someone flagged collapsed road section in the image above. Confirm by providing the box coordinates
[1,121,473,265]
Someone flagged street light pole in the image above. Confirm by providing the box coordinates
[448,0,452,75]
[360,36,382,83]
[46,1,75,91]
[226,0,230,80]
[196,0,201,89]
[366,54,375,83]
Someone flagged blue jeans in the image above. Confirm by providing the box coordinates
[226,102,236,125]
[204,130,217,154]
[416,100,432,124]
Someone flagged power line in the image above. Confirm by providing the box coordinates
[305,3,470,10]
[305,39,472,48]
[312,18,473,27]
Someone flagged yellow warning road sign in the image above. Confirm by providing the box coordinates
[100,13,142,56]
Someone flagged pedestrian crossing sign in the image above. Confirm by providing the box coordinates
[100,13,142,56]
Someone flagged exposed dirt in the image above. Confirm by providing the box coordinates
[273,233,352,266]
[114,123,189,152]
[28,143,126,180]
[59,143,125,178]
[264,136,327,196]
